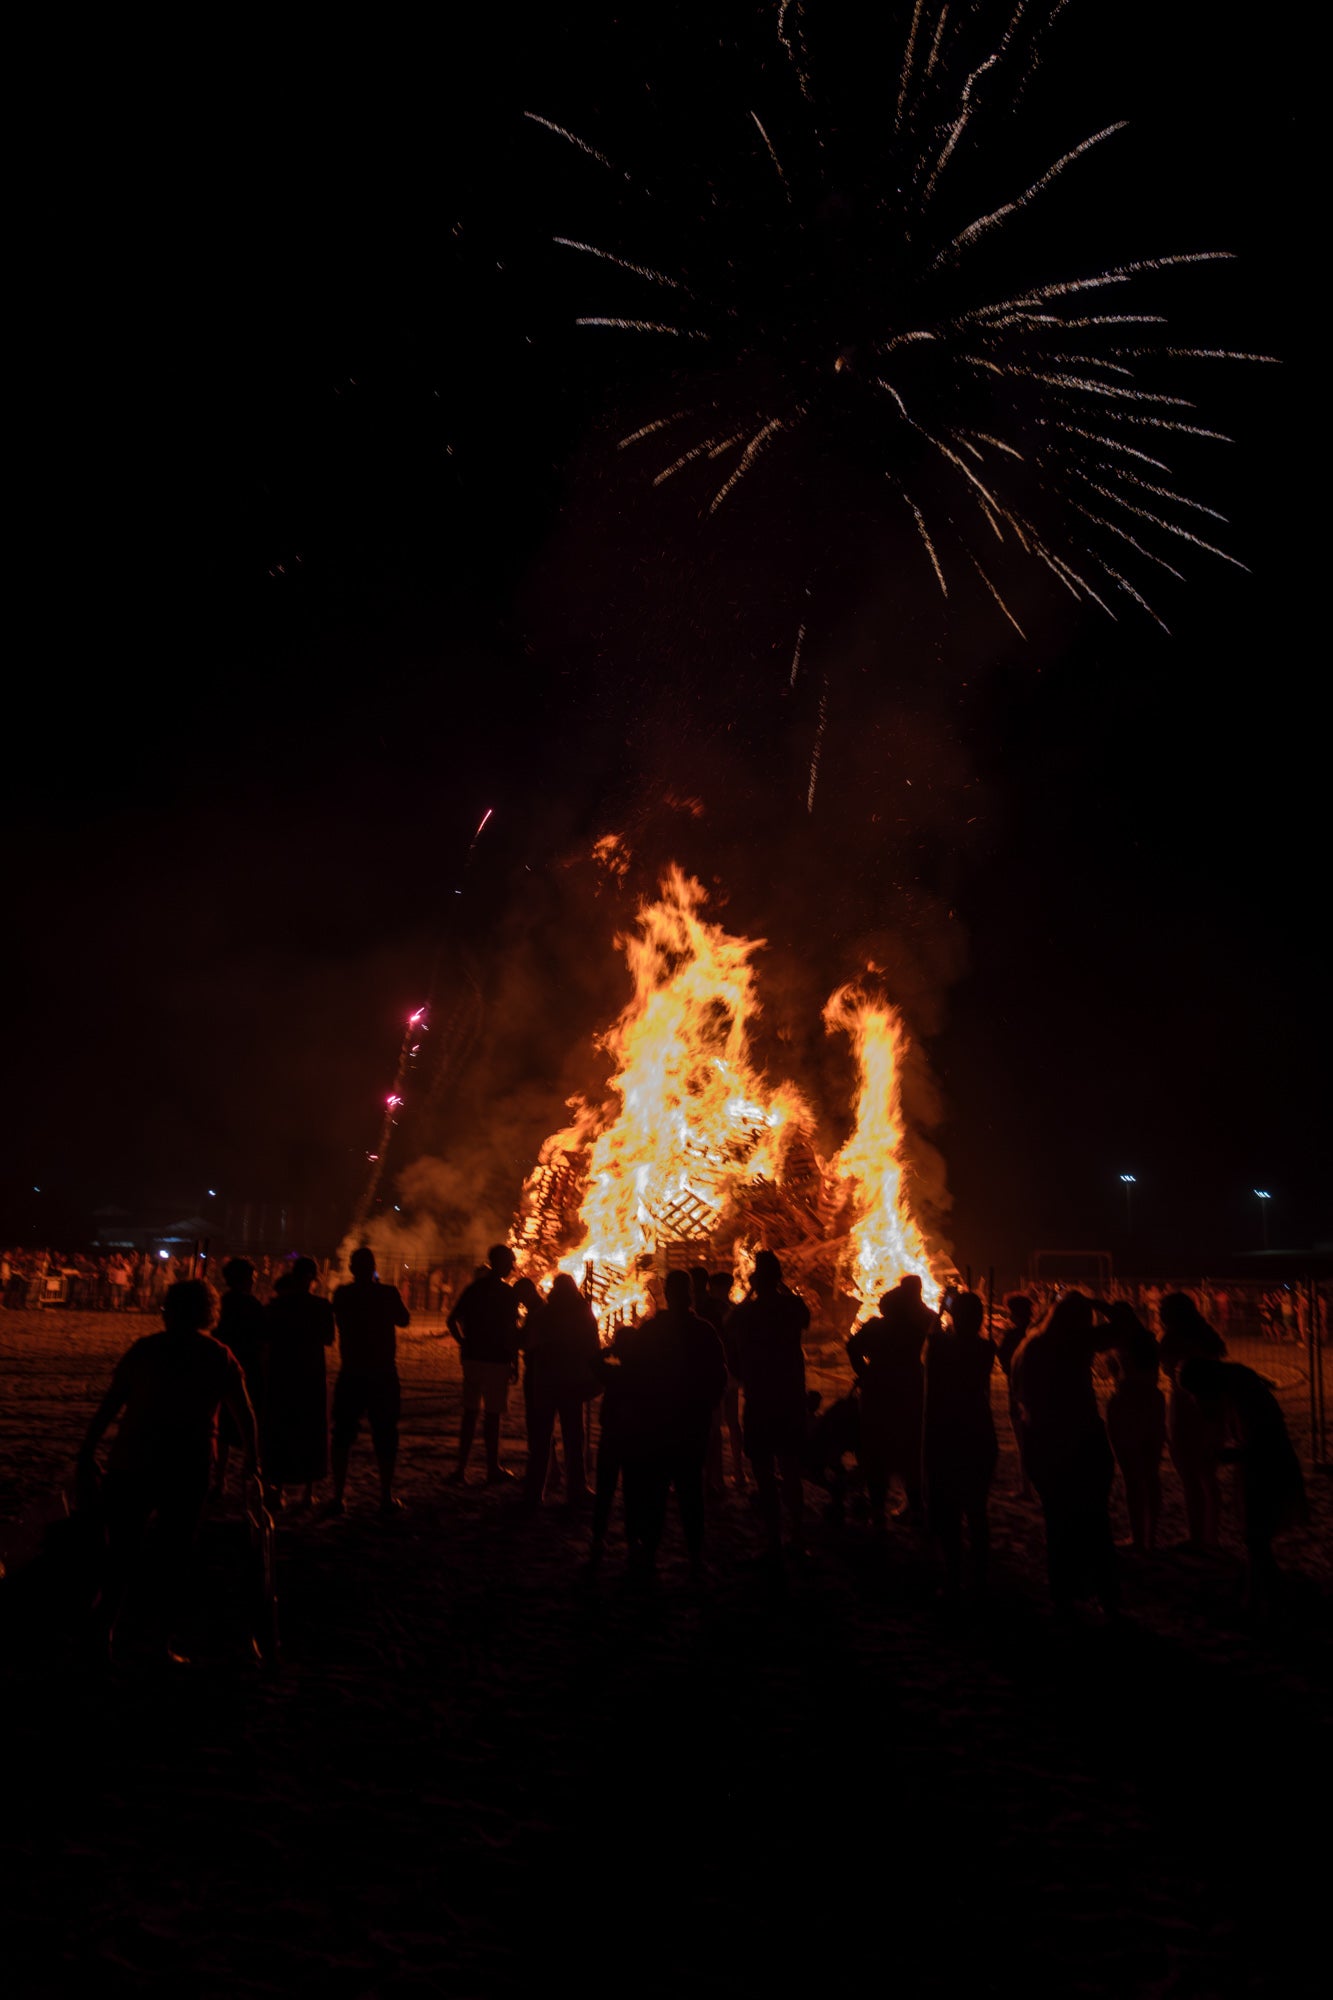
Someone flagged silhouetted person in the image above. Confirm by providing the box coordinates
[616,1268,726,1578]
[997,1293,1035,1496]
[213,1257,266,1500]
[728,1251,810,1560]
[1011,1293,1119,1616]
[589,1321,632,1567]
[922,1291,998,1598]
[262,1256,334,1509]
[520,1272,599,1513]
[846,1274,936,1525]
[78,1278,258,1664]
[1104,1302,1165,1553]
[1158,1292,1227,1551]
[329,1246,410,1515]
[447,1244,521,1484]
[1179,1357,1308,1618]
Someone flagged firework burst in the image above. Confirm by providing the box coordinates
[527,1,1272,795]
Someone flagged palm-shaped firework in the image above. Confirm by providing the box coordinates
[527,0,1271,799]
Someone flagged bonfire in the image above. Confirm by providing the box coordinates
[513,868,941,1326]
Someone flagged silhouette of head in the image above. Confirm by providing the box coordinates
[707,1270,733,1299]
[1178,1355,1227,1411]
[513,1275,541,1310]
[1006,1293,1034,1328]
[1045,1291,1094,1340]
[950,1291,985,1338]
[664,1268,693,1310]
[163,1278,214,1332]
[290,1256,318,1291]
[488,1244,516,1279]
[690,1263,709,1302]
[549,1271,581,1306]
[222,1257,254,1292]
[899,1273,923,1299]
[1158,1291,1225,1367]
[350,1246,377,1280]
[752,1250,782,1294]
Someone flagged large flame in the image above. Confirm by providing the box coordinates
[824,986,941,1310]
[515,868,942,1323]
[516,868,807,1317]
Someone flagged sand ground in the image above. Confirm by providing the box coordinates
[2,1309,1329,1998]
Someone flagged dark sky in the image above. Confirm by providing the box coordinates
[6,3,1323,1271]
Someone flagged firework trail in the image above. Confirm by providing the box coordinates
[527,1,1273,797]
[351,1008,430,1238]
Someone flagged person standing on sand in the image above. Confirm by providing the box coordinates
[728,1250,811,1563]
[213,1257,267,1501]
[329,1246,410,1515]
[519,1272,599,1514]
[1011,1292,1119,1618]
[1179,1357,1307,1619]
[922,1290,998,1599]
[616,1269,727,1580]
[447,1244,521,1484]
[78,1278,258,1665]
[262,1257,335,1510]
[1104,1302,1166,1554]
[846,1274,937,1526]
[996,1293,1035,1496]
[1158,1291,1227,1551]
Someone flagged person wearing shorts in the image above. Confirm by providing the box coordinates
[330,1247,410,1514]
[448,1245,521,1484]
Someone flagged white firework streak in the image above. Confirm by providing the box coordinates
[652,432,745,486]
[962,430,1026,459]
[1087,553,1170,631]
[524,113,627,178]
[750,111,790,197]
[1075,460,1227,522]
[777,0,814,103]
[1027,373,1195,407]
[897,0,928,131]
[617,409,703,451]
[708,416,786,514]
[965,251,1234,320]
[789,621,806,686]
[553,238,691,293]
[920,53,1000,208]
[807,673,829,813]
[903,493,948,596]
[935,122,1127,269]
[925,5,950,81]
[969,554,1026,637]
[1047,420,1170,471]
[1066,498,1186,580]
[575,318,708,337]
[1080,479,1248,568]
[872,376,912,420]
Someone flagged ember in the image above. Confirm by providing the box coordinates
[513,868,942,1325]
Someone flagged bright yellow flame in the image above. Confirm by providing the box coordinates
[518,869,807,1318]
[824,984,941,1309]
[516,868,941,1324]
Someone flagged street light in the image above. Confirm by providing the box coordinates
[1119,1173,1137,1236]
[1254,1188,1272,1252]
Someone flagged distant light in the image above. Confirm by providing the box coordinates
[32,1186,40,1193]
[1119,1174,1137,1185]
[1254,1188,1272,1200]
[207,1188,217,1198]
[158,1250,169,1260]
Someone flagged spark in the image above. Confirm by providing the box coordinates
[903,493,948,596]
[553,238,689,292]
[1078,478,1248,568]
[969,555,1026,636]
[749,111,789,197]
[652,431,744,486]
[575,318,707,338]
[897,0,928,130]
[708,416,786,514]
[524,113,627,178]
[936,122,1127,269]
[807,672,828,812]
[789,621,806,685]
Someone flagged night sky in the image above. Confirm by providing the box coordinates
[6,3,1322,1270]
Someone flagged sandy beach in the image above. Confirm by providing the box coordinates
[2,1307,1329,1997]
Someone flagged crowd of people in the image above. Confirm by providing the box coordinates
[59,1239,1314,1666]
